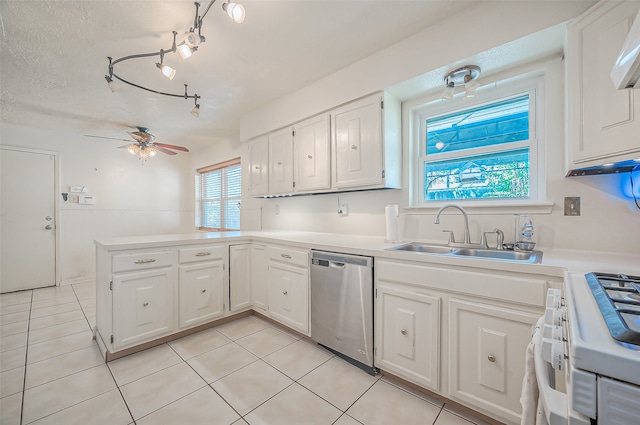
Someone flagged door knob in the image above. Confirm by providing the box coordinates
[45,225,53,230]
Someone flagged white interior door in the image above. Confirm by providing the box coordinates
[1,148,56,293]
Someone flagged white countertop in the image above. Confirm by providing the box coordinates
[95,230,640,277]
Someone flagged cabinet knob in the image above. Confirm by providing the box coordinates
[195,252,211,257]
[134,259,156,264]
[201,289,207,293]
[143,302,149,307]
[277,161,282,165]
[307,154,313,159]
[283,290,288,295]
[254,166,261,170]
[401,329,407,335]
[45,225,53,230]
[488,354,496,362]
[350,145,358,150]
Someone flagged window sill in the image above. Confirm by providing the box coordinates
[405,201,554,215]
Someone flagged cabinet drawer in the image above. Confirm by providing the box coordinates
[112,250,173,273]
[267,246,309,267]
[179,245,224,264]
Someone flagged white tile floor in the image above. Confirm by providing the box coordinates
[0,283,494,425]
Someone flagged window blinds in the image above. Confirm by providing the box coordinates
[196,158,241,230]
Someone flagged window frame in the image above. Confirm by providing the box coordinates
[196,157,241,231]
[411,77,546,208]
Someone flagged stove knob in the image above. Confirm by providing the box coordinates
[543,324,563,341]
[541,337,565,370]
[546,288,563,309]
[544,307,563,326]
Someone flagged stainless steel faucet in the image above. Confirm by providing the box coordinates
[434,204,471,245]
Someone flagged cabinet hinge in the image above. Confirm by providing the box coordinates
[110,335,114,344]
[381,170,385,179]
[223,264,225,271]
[292,130,295,137]
[381,101,384,109]
[292,181,296,188]
[109,281,113,290]
[375,288,377,298]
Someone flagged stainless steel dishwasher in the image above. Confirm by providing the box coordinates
[310,250,375,373]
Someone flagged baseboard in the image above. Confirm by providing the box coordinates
[60,276,95,286]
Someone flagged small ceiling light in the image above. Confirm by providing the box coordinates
[191,104,200,117]
[177,43,197,60]
[156,62,176,80]
[442,65,481,101]
[442,80,455,100]
[104,75,120,92]
[223,1,246,23]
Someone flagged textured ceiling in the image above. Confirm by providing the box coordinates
[0,0,477,149]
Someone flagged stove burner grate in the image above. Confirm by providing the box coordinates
[586,272,640,346]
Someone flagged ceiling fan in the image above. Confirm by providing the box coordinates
[84,127,189,160]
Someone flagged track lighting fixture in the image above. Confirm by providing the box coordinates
[223,1,246,24]
[104,0,246,116]
[442,65,481,101]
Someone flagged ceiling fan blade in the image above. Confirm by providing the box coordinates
[117,144,135,149]
[84,135,132,142]
[155,146,178,155]
[154,143,189,152]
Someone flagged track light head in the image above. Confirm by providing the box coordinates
[104,75,120,92]
[156,62,176,80]
[223,1,245,23]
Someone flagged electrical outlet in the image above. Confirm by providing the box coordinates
[338,204,348,216]
[564,197,581,216]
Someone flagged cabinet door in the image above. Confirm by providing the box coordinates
[179,261,224,329]
[251,244,268,311]
[375,284,440,391]
[112,268,174,349]
[268,261,308,334]
[448,299,538,424]
[229,244,252,312]
[294,115,331,192]
[269,128,294,194]
[332,94,383,188]
[248,137,269,196]
[567,0,640,167]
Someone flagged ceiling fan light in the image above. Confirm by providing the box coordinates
[156,62,176,80]
[127,144,139,155]
[191,104,200,117]
[223,1,245,23]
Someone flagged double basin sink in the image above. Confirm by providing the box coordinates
[388,242,543,264]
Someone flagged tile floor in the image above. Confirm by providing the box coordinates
[0,283,493,425]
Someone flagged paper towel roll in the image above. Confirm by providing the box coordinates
[385,204,399,243]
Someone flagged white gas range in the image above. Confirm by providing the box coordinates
[534,271,640,425]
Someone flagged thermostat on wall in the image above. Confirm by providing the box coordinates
[78,195,95,205]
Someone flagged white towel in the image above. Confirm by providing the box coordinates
[520,317,545,425]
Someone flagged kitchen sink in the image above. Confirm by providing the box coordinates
[389,242,457,254]
[388,242,543,263]
[452,248,543,263]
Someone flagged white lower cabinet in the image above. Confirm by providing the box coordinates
[448,299,539,425]
[112,268,175,350]
[229,244,252,312]
[179,261,225,328]
[375,283,440,392]
[251,244,268,311]
[267,245,309,335]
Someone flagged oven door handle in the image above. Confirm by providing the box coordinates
[533,330,568,425]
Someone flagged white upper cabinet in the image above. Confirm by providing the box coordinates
[332,92,401,190]
[566,0,640,170]
[248,137,269,196]
[268,127,295,195]
[293,114,331,192]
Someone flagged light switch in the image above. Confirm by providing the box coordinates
[78,195,95,205]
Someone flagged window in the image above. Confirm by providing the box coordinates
[414,82,542,206]
[196,158,241,231]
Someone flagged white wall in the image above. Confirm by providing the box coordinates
[243,1,640,255]
[1,122,195,284]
